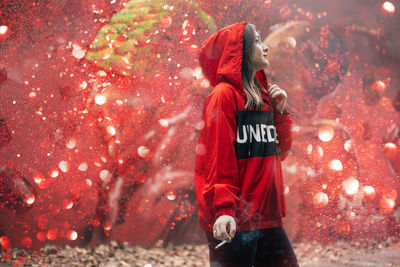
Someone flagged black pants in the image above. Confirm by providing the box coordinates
[205,226,299,267]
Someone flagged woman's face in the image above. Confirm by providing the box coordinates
[251,31,269,71]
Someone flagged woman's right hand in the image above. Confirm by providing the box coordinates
[213,215,236,242]
[268,84,287,114]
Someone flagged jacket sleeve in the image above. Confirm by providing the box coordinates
[274,109,293,161]
[201,87,240,220]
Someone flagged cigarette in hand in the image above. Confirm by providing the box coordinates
[215,240,227,250]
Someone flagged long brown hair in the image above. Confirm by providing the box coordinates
[241,23,266,110]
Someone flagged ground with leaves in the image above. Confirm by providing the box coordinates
[1,238,400,267]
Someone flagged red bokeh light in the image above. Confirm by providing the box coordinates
[362,185,376,201]
[23,193,35,205]
[67,230,78,241]
[62,199,74,210]
[318,125,334,142]
[313,192,329,208]
[47,229,58,241]
[36,231,46,241]
[382,1,396,14]
[342,176,359,195]
[379,187,398,214]
[0,25,9,35]
[0,236,11,250]
[372,80,387,93]
[21,237,32,248]
[383,142,398,159]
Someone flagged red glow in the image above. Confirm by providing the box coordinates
[103,221,112,231]
[372,80,387,93]
[49,204,61,214]
[286,36,296,48]
[63,199,74,209]
[318,125,334,142]
[24,193,35,205]
[59,161,70,173]
[379,187,398,214]
[362,185,376,201]
[195,120,205,131]
[50,169,59,178]
[159,119,169,127]
[67,230,78,241]
[106,125,116,136]
[21,237,32,248]
[0,25,8,35]
[0,0,398,249]
[95,94,107,105]
[306,144,324,158]
[380,196,396,214]
[78,162,88,171]
[382,1,396,14]
[336,221,351,236]
[66,138,77,149]
[328,159,343,171]
[138,146,151,159]
[0,236,11,250]
[33,174,44,184]
[306,144,312,154]
[37,215,48,230]
[29,91,37,98]
[166,191,177,200]
[33,172,48,189]
[313,192,329,207]
[383,142,398,158]
[36,232,46,241]
[99,169,112,182]
[85,179,93,187]
[47,229,58,240]
[342,176,359,195]
[344,139,353,152]
[72,44,86,59]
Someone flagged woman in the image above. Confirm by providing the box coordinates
[194,21,298,266]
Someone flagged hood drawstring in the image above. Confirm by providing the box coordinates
[243,96,251,157]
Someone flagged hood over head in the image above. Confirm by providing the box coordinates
[198,21,269,98]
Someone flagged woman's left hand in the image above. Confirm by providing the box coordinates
[268,84,287,114]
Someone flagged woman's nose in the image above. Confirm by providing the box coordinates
[264,45,269,52]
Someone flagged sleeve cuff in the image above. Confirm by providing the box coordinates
[215,208,236,220]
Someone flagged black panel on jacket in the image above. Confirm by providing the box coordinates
[235,110,281,159]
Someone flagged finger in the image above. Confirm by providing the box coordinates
[268,84,279,90]
[218,221,227,240]
[213,228,217,239]
[213,226,220,240]
[229,221,236,239]
[272,91,285,98]
[269,88,277,94]
[269,89,278,96]
[270,92,281,99]
[272,89,286,97]
[219,221,231,242]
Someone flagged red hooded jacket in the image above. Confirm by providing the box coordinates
[194,21,293,232]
